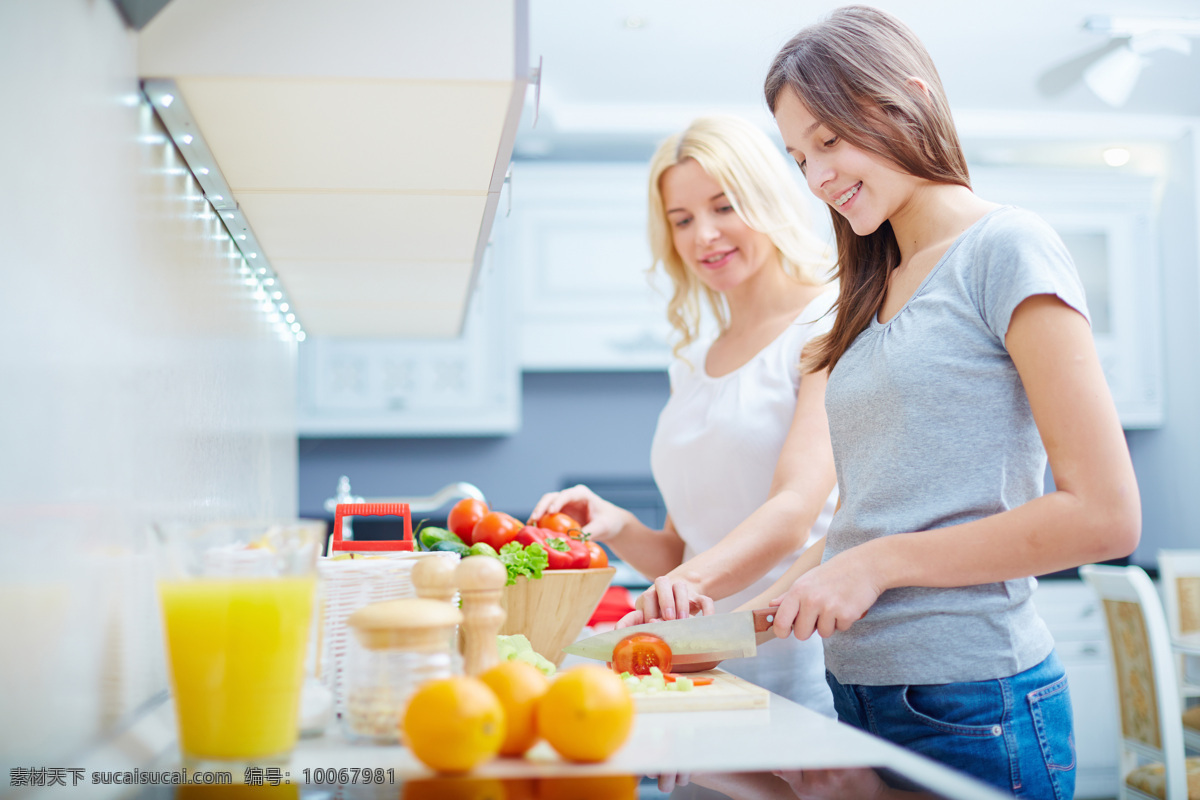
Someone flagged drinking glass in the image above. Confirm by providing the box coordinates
[153,519,323,768]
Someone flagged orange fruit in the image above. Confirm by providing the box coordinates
[402,777,507,800]
[536,775,638,800]
[403,676,505,773]
[535,665,634,763]
[479,660,550,756]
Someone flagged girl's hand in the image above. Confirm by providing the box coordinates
[528,484,629,542]
[768,548,884,640]
[636,576,715,622]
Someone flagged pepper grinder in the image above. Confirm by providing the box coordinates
[456,555,507,676]
[411,555,461,655]
[411,555,458,603]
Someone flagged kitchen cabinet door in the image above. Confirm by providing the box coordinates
[971,167,1164,428]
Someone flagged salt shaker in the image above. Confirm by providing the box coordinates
[341,598,462,743]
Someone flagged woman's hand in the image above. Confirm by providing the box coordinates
[528,484,630,543]
[636,575,715,621]
[768,547,884,640]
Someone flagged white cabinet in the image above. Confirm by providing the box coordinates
[506,162,676,371]
[505,162,1165,431]
[1033,579,1120,799]
[295,239,521,437]
[971,168,1164,428]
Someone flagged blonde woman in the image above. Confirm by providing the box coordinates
[531,115,839,713]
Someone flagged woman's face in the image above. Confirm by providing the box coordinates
[773,87,920,237]
[659,158,778,295]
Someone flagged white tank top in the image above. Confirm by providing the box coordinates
[650,287,839,614]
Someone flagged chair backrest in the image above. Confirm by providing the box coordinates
[1080,564,1188,799]
[1157,549,1200,642]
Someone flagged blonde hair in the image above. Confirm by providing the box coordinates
[647,115,833,359]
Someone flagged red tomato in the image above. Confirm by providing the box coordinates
[537,512,582,535]
[584,541,608,568]
[447,498,488,542]
[611,633,672,676]
[471,511,523,551]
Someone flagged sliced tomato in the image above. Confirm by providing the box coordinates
[663,673,714,686]
[611,632,672,676]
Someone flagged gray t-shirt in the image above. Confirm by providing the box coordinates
[823,205,1089,685]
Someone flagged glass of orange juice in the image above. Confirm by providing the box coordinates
[153,520,323,768]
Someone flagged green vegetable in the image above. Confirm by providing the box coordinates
[469,542,499,558]
[419,525,464,552]
[497,634,556,676]
[430,539,470,556]
[498,541,548,586]
[619,666,693,693]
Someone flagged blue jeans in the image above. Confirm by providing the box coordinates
[826,651,1075,799]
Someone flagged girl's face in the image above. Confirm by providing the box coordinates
[773,87,920,237]
[659,158,778,295]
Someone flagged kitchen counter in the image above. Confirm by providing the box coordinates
[49,683,1008,799]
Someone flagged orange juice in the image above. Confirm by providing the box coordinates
[160,577,315,761]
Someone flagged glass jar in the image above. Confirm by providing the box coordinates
[341,598,462,744]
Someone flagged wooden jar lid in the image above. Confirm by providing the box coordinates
[347,598,462,651]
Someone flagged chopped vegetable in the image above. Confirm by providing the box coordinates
[618,667,696,693]
[496,634,556,676]
[498,541,548,586]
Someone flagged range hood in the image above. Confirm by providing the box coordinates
[138,0,531,338]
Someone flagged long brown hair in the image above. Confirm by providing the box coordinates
[764,5,971,372]
[647,115,833,360]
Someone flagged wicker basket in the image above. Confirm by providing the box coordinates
[315,551,460,716]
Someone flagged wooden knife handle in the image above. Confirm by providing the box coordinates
[751,607,778,633]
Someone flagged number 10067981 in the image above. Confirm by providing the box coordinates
[303,768,395,785]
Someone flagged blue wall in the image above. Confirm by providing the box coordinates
[299,371,670,521]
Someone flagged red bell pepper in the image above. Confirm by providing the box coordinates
[543,533,575,569]
[545,533,590,569]
[516,525,547,548]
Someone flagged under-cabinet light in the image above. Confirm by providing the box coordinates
[1103,147,1131,166]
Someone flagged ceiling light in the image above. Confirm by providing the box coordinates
[160,94,174,107]
[197,167,209,175]
[1103,147,1131,167]
[180,134,193,144]
[623,16,646,29]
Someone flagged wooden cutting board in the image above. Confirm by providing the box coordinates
[633,668,770,713]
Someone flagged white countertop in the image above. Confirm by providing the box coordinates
[46,683,1008,800]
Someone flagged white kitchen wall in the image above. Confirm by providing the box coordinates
[0,0,298,769]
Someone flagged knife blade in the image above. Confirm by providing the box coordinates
[562,608,778,665]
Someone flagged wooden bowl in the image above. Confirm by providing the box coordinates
[499,567,616,667]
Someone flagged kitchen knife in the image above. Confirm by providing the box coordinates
[562,608,778,665]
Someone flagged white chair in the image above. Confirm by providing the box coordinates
[1080,564,1200,799]
[1158,550,1200,753]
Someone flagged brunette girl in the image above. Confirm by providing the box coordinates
[748,6,1140,796]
